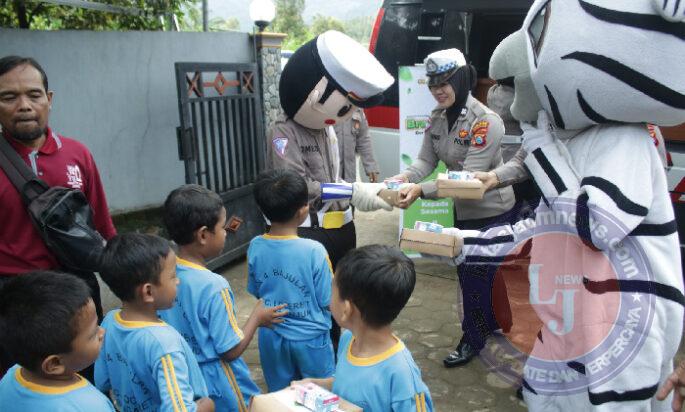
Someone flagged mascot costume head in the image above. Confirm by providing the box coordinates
[490,0,685,130]
[480,1,685,409]
[279,30,393,130]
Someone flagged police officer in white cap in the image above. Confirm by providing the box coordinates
[268,31,394,349]
[394,48,516,367]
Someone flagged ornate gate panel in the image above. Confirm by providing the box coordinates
[175,62,265,269]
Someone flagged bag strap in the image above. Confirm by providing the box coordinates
[0,135,49,201]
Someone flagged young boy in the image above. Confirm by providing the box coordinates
[95,233,214,412]
[294,245,434,412]
[0,271,114,411]
[159,184,287,411]
[248,169,335,391]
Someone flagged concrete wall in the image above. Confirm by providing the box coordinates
[0,29,253,213]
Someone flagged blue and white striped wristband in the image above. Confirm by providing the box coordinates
[321,183,353,202]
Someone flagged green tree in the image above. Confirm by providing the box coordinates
[309,14,344,37]
[270,0,309,50]
[209,16,240,31]
[343,15,374,47]
[0,0,194,30]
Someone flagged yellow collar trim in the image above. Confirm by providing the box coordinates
[262,234,299,240]
[114,311,165,328]
[346,335,405,366]
[15,368,88,395]
[176,257,208,271]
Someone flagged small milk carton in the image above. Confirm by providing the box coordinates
[384,178,404,190]
[414,221,444,233]
[447,170,475,181]
[293,383,340,412]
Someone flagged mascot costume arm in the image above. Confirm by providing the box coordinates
[276,30,395,212]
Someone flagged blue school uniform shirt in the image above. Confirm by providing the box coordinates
[247,234,333,340]
[158,258,259,408]
[0,364,115,412]
[95,310,208,412]
[333,330,434,412]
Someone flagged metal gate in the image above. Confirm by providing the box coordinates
[175,62,266,269]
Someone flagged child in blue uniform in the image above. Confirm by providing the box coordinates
[0,271,113,412]
[159,184,287,411]
[293,245,433,412]
[248,169,336,391]
[95,233,214,412]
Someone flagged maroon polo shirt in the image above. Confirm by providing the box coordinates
[0,128,116,276]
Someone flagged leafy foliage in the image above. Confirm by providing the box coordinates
[269,0,309,50]
[309,14,344,37]
[0,0,193,30]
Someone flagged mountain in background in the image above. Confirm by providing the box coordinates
[208,0,382,32]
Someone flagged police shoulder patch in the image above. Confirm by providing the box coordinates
[470,120,489,147]
[272,137,288,158]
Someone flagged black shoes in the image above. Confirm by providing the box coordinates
[443,339,478,368]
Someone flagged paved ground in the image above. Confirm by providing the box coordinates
[222,209,528,412]
[101,207,685,411]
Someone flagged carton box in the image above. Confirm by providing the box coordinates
[399,228,462,258]
[378,188,400,207]
[250,388,362,412]
[435,173,485,200]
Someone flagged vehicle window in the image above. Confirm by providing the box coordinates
[374,4,421,107]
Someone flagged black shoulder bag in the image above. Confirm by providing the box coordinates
[0,136,105,272]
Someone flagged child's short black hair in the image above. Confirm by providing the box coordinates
[0,271,91,371]
[254,169,308,223]
[336,245,416,328]
[99,233,171,302]
[163,184,224,246]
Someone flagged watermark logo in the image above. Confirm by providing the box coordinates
[465,198,655,395]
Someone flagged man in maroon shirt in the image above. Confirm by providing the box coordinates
[0,56,117,374]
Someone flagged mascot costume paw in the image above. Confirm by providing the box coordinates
[433,2,685,410]
[269,30,395,213]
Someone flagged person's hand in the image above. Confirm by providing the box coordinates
[441,227,481,239]
[473,171,499,191]
[351,182,393,211]
[290,378,315,387]
[252,299,288,328]
[657,360,685,411]
[367,172,379,183]
[390,174,409,183]
[521,110,554,154]
[398,183,422,209]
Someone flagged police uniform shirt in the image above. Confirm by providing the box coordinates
[0,365,115,412]
[404,95,515,221]
[332,330,434,412]
[268,116,349,212]
[158,259,259,411]
[95,310,208,412]
[333,108,379,182]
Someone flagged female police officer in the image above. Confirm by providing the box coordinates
[395,48,515,368]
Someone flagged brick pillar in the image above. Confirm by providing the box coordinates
[253,32,286,135]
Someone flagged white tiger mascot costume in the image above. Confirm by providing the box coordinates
[439,1,685,410]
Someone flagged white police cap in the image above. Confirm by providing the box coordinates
[424,48,467,85]
[317,31,394,106]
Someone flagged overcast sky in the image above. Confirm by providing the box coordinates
[208,0,383,31]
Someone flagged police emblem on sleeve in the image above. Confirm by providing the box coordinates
[272,137,288,158]
[470,121,489,147]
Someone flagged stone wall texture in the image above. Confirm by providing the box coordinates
[259,46,283,133]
